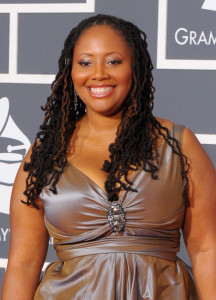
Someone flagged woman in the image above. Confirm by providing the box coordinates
[2,14,216,300]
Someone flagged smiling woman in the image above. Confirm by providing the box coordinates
[2,14,216,300]
[71,25,133,117]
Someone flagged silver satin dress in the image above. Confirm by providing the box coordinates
[34,125,199,300]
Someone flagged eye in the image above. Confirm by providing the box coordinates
[108,60,122,65]
[78,61,91,67]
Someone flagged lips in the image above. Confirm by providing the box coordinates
[87,85,115,98]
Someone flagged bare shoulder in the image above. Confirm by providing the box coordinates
[11,142,44,214]
[182,127,201,149]
[182,126,215,173]
[181,127,216,207]
[182,127,215,169]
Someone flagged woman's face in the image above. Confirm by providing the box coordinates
[71,25,133,117]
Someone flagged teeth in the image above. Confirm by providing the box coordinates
[90,87,113,94]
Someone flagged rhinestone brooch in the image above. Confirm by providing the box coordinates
[107,201,126,232]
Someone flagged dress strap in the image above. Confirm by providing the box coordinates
[172,124,185,146]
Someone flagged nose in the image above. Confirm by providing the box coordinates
[91,63,109,81]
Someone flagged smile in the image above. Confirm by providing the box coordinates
[87,86,115,98]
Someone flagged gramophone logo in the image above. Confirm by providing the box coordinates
[0,97,30,214]
[202,0,216,11]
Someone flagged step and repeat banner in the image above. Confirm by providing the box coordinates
[0,0,216,291]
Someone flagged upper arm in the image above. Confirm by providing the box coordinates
[182,128,216,256]
[8,146,49,271]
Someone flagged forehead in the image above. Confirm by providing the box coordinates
[73,24,132,55]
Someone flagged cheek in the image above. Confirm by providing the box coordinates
[120,71,133,98]
[118,65,132,83]
[71,68,88,86]
[118,69,133,89]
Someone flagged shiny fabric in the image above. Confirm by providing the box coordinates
[34,125,199,300]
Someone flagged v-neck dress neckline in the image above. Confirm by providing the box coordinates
[67,162,143,201]
[66,124,173,200]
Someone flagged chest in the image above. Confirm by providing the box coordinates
[41,161,185,236]
[68,139,111,193]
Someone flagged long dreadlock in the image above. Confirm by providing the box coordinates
[23,14,189,208]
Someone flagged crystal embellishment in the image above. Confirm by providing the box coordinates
[107,201,126,232]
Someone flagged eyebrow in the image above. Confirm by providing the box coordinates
[77,51,122,57]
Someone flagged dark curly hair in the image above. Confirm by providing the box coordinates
[23,14,189,208]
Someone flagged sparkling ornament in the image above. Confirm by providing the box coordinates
[107,201,125,232]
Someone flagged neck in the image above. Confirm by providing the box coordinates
[82,110,122,134]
